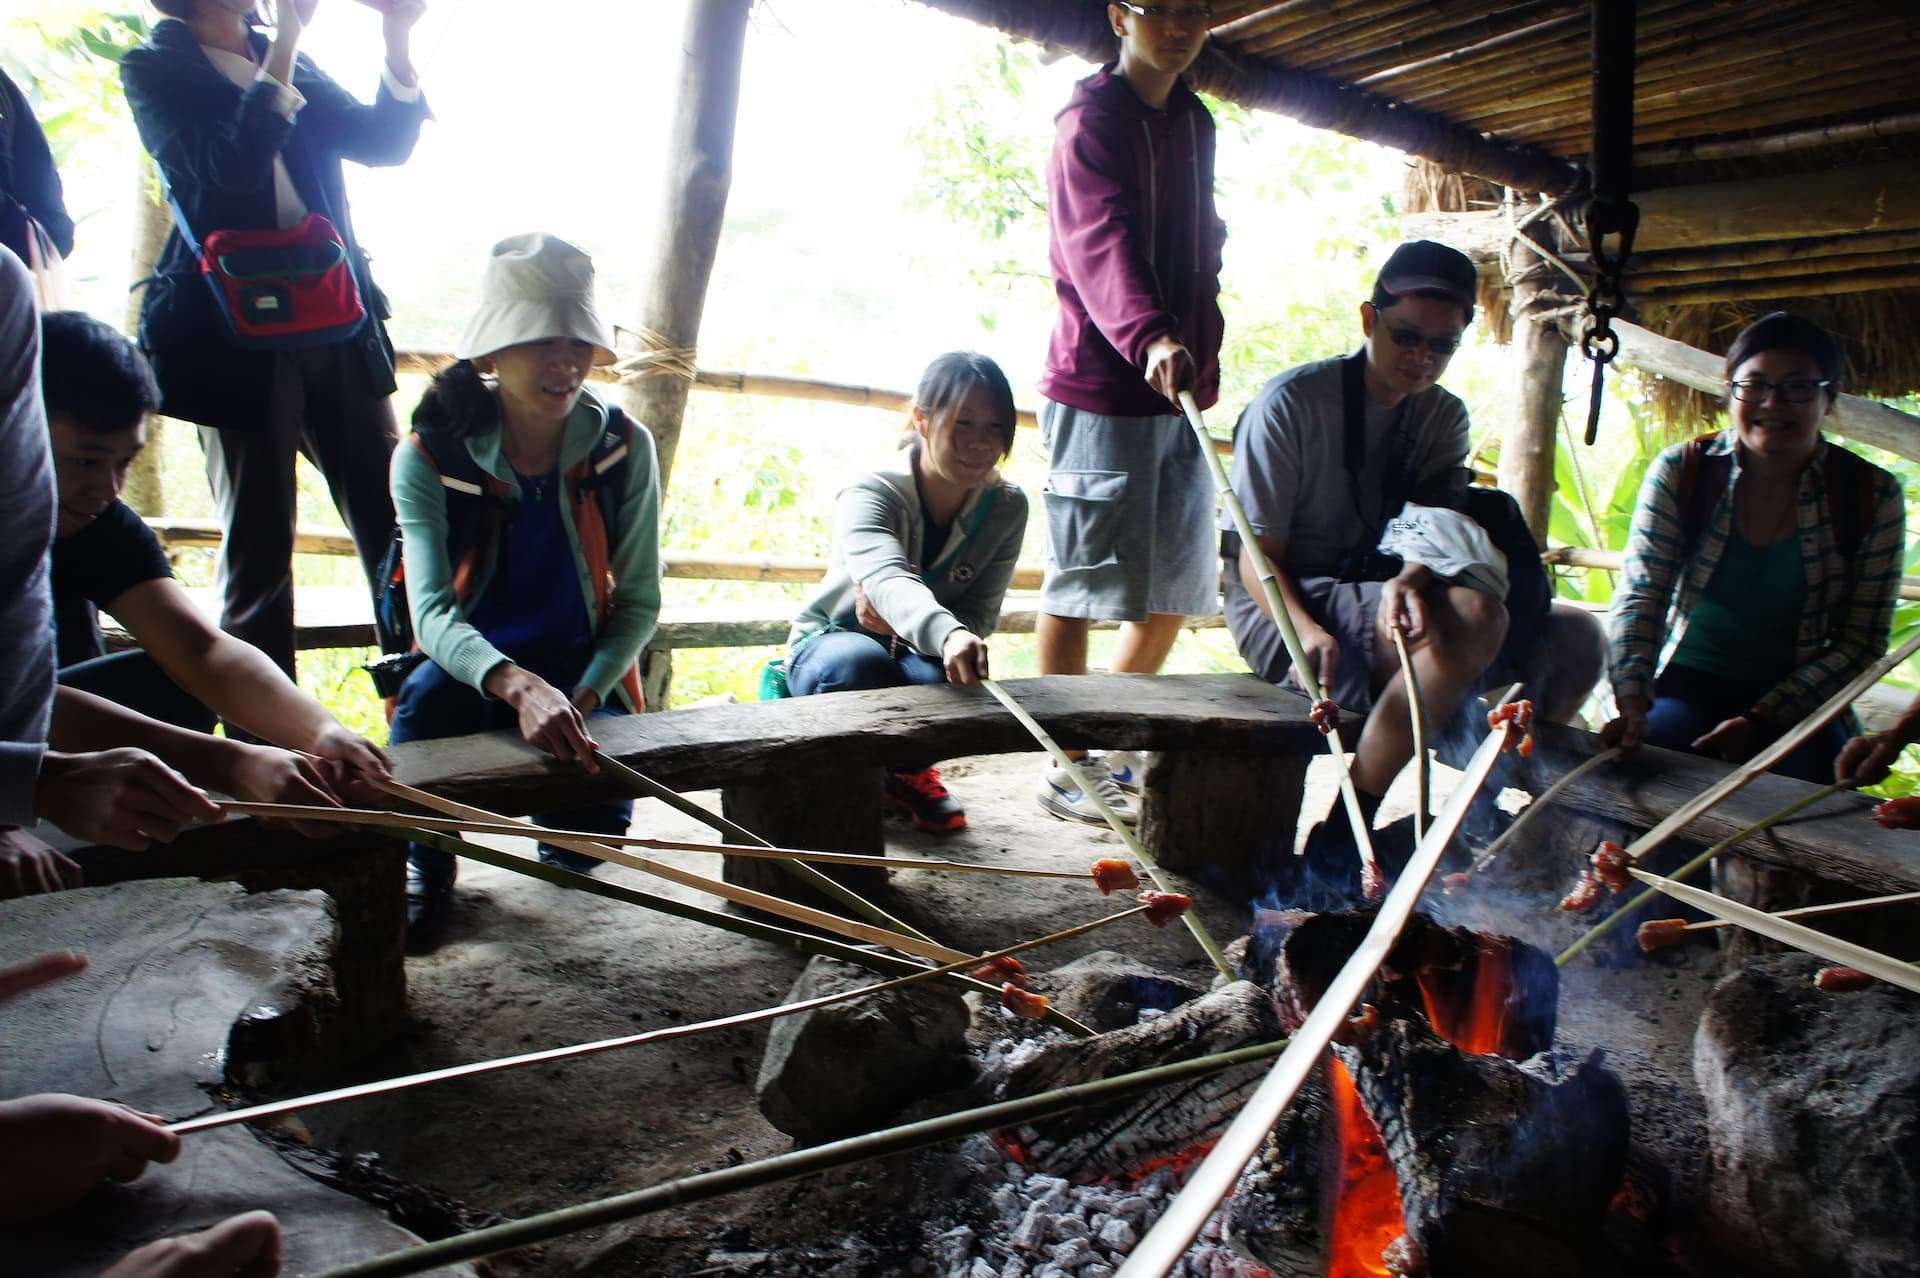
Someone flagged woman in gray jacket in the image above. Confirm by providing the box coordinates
[786,352,1027,832]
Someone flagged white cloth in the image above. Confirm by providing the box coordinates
[1377,502,1509,599]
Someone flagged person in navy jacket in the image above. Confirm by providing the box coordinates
[121,0,429,676]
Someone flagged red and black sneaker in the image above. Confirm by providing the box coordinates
[886,767,967,833]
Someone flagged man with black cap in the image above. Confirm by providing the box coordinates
[1222,241,1518,902]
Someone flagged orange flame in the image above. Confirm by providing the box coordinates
[1326,1059,1404,1278]
[1416,938,1515,1057]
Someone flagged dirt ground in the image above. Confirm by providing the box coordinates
[298,749,1723,1275]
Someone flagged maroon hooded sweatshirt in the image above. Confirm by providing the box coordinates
[1039,66,1225,418]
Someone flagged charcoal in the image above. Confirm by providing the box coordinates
[1222,1063,1332,1278]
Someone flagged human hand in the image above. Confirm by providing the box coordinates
[1600,696,1651,751]
[853,583,895,638]
[222,743,344,837]
[486,665,599,770]
[34,750,219,851]
[266,0,321,38]
[1143,335,1196,405]
[309,724,392,785]
[1692,715,1766,764]
[0,1094,181,1223]
[1380,565,1432,642]
[942,629,989,688]
[1296,622,1340,699]
[570,686,602,714]
[0,950,87,1003]
[97,1210,282,1278]
[0,828,81,899]
[1835,730,1905,787]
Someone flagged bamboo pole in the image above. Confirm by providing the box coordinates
[1470,746,1624,873]
[1117,708,1515,1277]
[1177,389,1379,877]
[977,678,1234,983]
[1636,110,1920,165]
[1627,264,1920,308]
[306,1037,1291,1278]
[168,904,1150,1137]
[1629,868,1920,995]
[589,752,933,943]
[216,801,1098,881]
[1388,625,1428,844]
[1631,232,1920,275]
[391,825,1094,1039]
[1677,888,1920,934]
[378,781,976,966]
[1557,780,1854,966]
[1623,632,1920,864]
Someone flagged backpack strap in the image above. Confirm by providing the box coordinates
[409,430,511,603]
[925,483,1003,582]
[1675,433,1731,552]
[1819,442,1877,561]
[570,407,635,546]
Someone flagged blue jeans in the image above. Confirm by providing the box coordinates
[1646,665,1848,786]
[392,657,632,888]
[788,630,947,771]
[59,650,218,735]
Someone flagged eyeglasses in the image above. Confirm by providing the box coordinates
[1729,377,1832,405]
[1382,324,1461,358]
[1113,2,1215,22]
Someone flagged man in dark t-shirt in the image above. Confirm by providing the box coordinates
[42,311,390,784]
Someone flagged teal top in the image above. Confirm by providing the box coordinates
[1667,525,1805,686]
[389,388,662,710]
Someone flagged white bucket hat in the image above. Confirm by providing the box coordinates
[454,232,617,365]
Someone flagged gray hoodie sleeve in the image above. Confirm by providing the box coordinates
[836,482,965,660]
[0,249,56,827]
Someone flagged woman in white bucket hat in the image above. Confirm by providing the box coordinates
[387,233,661,947]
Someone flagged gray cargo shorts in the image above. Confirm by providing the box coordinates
[1038,399,1221,622]
[1223,561,1385,714]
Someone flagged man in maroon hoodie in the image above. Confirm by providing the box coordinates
[1034,2,1224,825]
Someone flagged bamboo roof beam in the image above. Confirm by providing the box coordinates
[1635,110,1920,165]
[1632,229,1920,273]
[1632,249,1920,290]
[907,0,1580,194]
[1522,77,1920,149]
[1628,263,1920,307]
[1589,319,1920,462]
[1347,6,1586,88]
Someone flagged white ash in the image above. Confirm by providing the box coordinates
[934,1133,1267,1278]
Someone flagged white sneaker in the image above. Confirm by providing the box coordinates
[1104,749,1146,794]
[1038,755,1139,826]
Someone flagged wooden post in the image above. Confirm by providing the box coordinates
[621,0,751,711]
[122,156,171,518]
[1500,232,1566,544]
[720,761,887,902]
[1137,749,1309,902]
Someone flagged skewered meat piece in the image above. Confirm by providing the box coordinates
[971,955,1027,987]
[1138,890,1193,927]
[1000,982,1051,1019]
[1309,698,1340,735]
[1590,841,1632,893]
[1872,796,1920,829]
[1814,966,1874,992]
[1489,698,1536,753]
[1362,859,1388,901]
[1090,858,1140,895]
[1636,918,1691,953]
[1558,869,1605,912]
[1442,871,1472,896]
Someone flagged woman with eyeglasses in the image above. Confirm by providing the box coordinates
[1602,312,1904,781]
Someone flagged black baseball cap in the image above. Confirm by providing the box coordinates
[1375,240,1478,313]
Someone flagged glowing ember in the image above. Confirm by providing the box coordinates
[1326,1058,1405,1278]
[1416,939,1515,1057]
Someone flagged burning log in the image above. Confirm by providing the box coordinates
[994,981,1284,1182]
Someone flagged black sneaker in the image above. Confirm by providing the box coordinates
[886,767,967,833]
[405,858,456,954]
[537,845,604,876]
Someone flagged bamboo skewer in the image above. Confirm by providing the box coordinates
[1470,746,1625,872]
[1388,623,1428,843]
[1628,868,1920,995]
[1117,700,1517,1278]
[376,780,976,966]
[1176,389,1379,878]
[1671,889,1920,934]
[391,824,1093,1037]
[167,903,1153,1137]
[1624,630,1920,865]
[589,751,932,944]
[215,801,1099,881]
[306,1038,1292,1278]
[1558,779,1854,966]
[977,678,1234,983]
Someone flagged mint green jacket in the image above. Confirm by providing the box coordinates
[389,389,662,709]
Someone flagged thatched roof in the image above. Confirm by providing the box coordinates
[913,0,1920,406]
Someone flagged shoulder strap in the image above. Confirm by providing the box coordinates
[1339,349,1417,538]
[574,406,635,541]
[1819,443,1877,561]
[1675,434,1729,551]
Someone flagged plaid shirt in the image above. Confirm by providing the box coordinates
[1608,431,1905,725]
